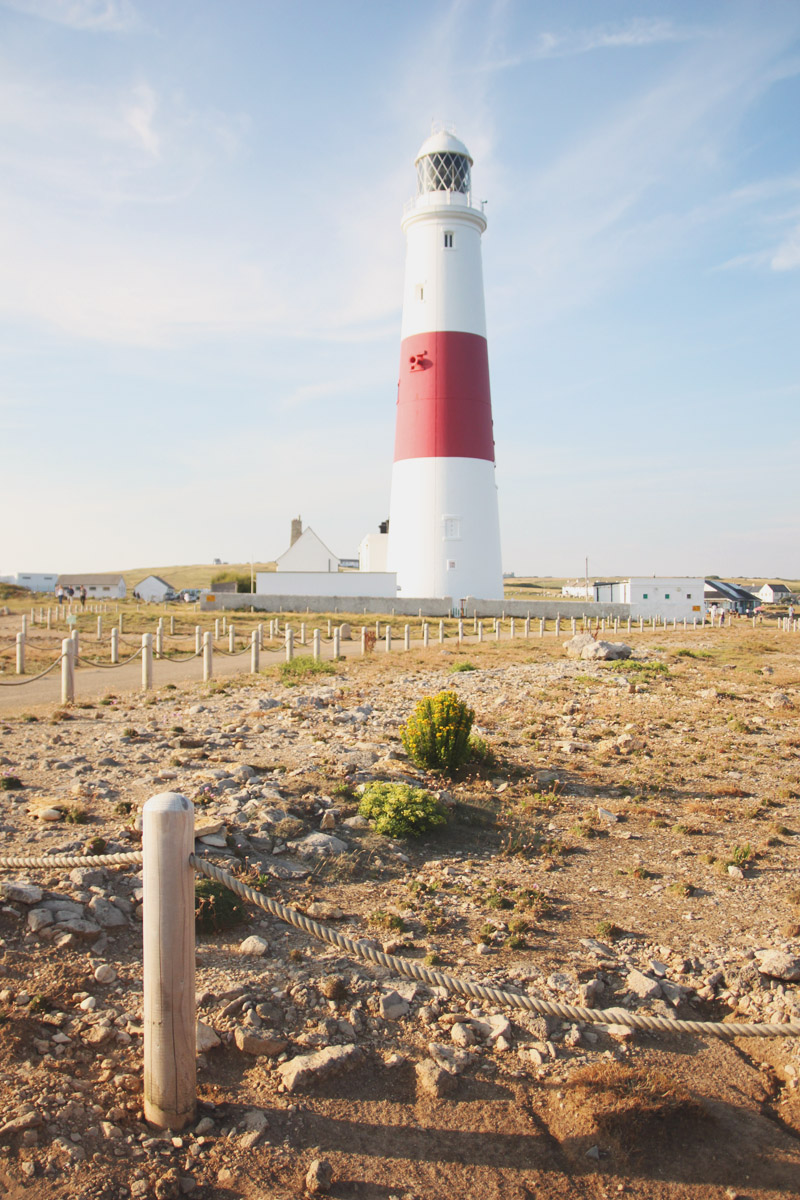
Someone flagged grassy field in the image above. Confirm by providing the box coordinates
[120,562,277,591]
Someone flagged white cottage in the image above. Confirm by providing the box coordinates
[57,574,127,600]
[134,575,176,603]
[275,528,340,573]
[757,583,792,604]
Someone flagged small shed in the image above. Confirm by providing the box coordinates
[757,583,792,604]
[134,575,176,603]
[57,574,127,600]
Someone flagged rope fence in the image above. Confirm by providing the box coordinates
[0,653,64,687]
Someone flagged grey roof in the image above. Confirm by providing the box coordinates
[704,580,758,602]
[764,583,791,593]
[57,574,125,587]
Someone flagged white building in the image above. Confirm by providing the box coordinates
[757,583,792,604]
[14,573,59,593]
[57,574,127,600]
[359,532,389,573]
[275,528,340,573]
[134,575,176,603]
[597,578,705,620]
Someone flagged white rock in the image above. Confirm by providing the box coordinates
[239,936,270,957]
[94,964,117,985]
[0,881,43,905]
[196,1021,221,1053]
[289,833,348,858]
[755,950,800,982]
[380,990,410,1021]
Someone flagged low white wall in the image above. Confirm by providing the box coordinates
[255,571,396,598]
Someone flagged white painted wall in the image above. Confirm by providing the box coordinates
[401,197,487,339]
[388,457,503,602]
[622,578,705,619]
[135,576,174,603]
[275,529,340,573]
[359,533,388,572]
[254,572,397,598]
[15,573,58,592]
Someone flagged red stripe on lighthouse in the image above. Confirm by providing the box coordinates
[393,331,495,463]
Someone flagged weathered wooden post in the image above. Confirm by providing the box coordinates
[97,616,102,639]
[111,627,119,664]
[61,638,74,704]
[473,613,478,633]
[300,622,306,646]
[404,624,410,650]
[477,621,483,642]
[214,618,220,641]
[312,629,321,661]
[250,630,260,673]
[169,616,175,636]
[423,622,430,648]
[71,627,79,663]
[228,624,235,654]
[639,617,644,632]
[539,618,545,638]
[385,626,391,653]
[524,616,531,638]
[509,617,515,639]
[571,617,576,634]
[286,628,294,662]
[375,620,381,640]
[457,619,463,643]
[360,627,367,655]
[155,620,164,660]
[46,608,52,629]
[555,616,561,638]
[16,632,24,675]
[119,613,124,634]
[203,632,213,681]
[142,633,153,691]
[627,616,632,632]
[495,619,501,641]
[439,619,445,643]
[333,627,341,659]
[257,623,263,650]
[195,626,202,655]
[21,614,27,637]
[222,616,227,635]
[143,792,196,1131]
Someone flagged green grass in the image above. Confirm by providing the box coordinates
[279,655,336,684]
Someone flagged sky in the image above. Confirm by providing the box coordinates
[1,0,798,581]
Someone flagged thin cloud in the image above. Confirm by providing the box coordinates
[0,0,139,32]
[483,18,695,71]
[771,224,800,270]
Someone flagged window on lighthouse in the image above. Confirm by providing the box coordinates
[444,231,454,248]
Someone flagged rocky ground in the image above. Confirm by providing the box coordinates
[0,625,799,1200]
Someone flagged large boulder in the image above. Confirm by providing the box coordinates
[563,634,632,661]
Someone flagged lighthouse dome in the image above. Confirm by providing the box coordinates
[415,129,472,196]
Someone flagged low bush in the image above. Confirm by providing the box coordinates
[195,878,245,933]
[401,690,475,773]
[279,655,335,684]
[358,781,447,839]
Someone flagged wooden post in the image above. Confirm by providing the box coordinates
[495,620,501,641]
[169,615,174,636]
[361,627,366,655]
[61,637,74,703]
[404,624,410,650]
[439,619,444,643]
[313,629,321,661]
[111,627,119,664]
[375,620,381,640]
[143,792,196,1131]
[509,617,515,639]
[46,608,51,629]
[119,613,124,634]
[457,619,463,643]
[627,616,631,632]
[228,624,235,653]
[97,616,102,639]
[477,621,483,642]
[21,614,27,637]
[155,621,164,660]
[16,632,24,675]
[423,622,430,648]
[250,630,259,673]
[195,626,202,655]
[333,627,341,659]
[71,628,79,663]
[385,626,391,653]
[214,618,220,641]
[555,616,561,637]
[524,616,530,638]
[639,617,644,632]
[222,616,227,635]
[473,613,477,633]
[539,618,544,638]
[142,633,153,691]
[257,623,263,650]
[203,631,213,681]
[300,622,306,646]
[285,628,294,662]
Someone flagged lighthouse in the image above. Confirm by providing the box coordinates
[386,129,503,604]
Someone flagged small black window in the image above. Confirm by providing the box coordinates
[444,231,454,248]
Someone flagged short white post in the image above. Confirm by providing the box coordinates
[495,620,501,641]
[257,623,263,649]
[627,616,631,632]
[300,622,306,646]
[555,616,561,637]
[439,619,444,643]
[169,616,175,636]
[214,619,220,641]
[404,624,410,650]
[477,621,483,642]
[423,622,430,648]
[328,620,332,637]
[361,627,367,655]
[61,638,74,703]
[285,628,294,662]
[571,617,576,634]
[385,626,391,653]
[457,619,463,643]
[143,792,196,1131]
[639,617,644,632]
[142,633,153,691]
[97,615,102,639]
[539,618,545,638]
[313,629,321,661]
[111,627,119,664]
[228,624,235,653]
[375,620,381,640]
[46,608,51,629]
[525,616,531,638]
[509,617,515,639]
[119,613,124,634]
[203,631,213,681]
[21,614,27,637]
[250,630,260,673]
[155,621,164,660]
[333,627,341,658]
[222,616,227,634]
[473,614,477,633]
[195,626,202,655]
[71,627,79,663]
[16,632,24,675]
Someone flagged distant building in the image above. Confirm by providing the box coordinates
[704,580,757,614]
[134,575,176,603]
[359,532,388,573]
[595,578,705,620]
[13,573,59,593]
[57,574,126,600]
[275,527,340,573]
[757,583,792,604]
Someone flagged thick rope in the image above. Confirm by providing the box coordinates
[157,649,203,661]
[0,851,143,868]
[214,646,253,658]
[76,650,143,669]
[0,655,64,686]
[189,857,800,1040]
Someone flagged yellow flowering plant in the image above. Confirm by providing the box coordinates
[401,690,475,773]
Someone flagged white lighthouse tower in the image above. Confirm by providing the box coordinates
[387,129,503,604]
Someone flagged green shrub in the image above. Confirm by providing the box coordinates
[279,655,335,684]
[0,775,23,791]
[451,661,477,673]
[469,734,496,767]
[358,782,447,839]
[195,878,245,933]
[401,690,475,773]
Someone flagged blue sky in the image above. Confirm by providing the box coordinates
[1,0,798,580]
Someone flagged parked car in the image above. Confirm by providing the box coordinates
[181,589,201,602]
[162,590,179,602]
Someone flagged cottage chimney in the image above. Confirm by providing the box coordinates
[290,517,302,547]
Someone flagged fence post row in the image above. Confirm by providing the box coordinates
[285,628,294,663]
[61,638,74,704]
[203,631,213,681]
[142,633,153,691]
[312,629,321,661]
[111,627,119,664]
[143,792,196,1130]
[250,629,260,673]
[16,632,24,675]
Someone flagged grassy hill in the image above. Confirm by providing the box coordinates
[120,563,276,592]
